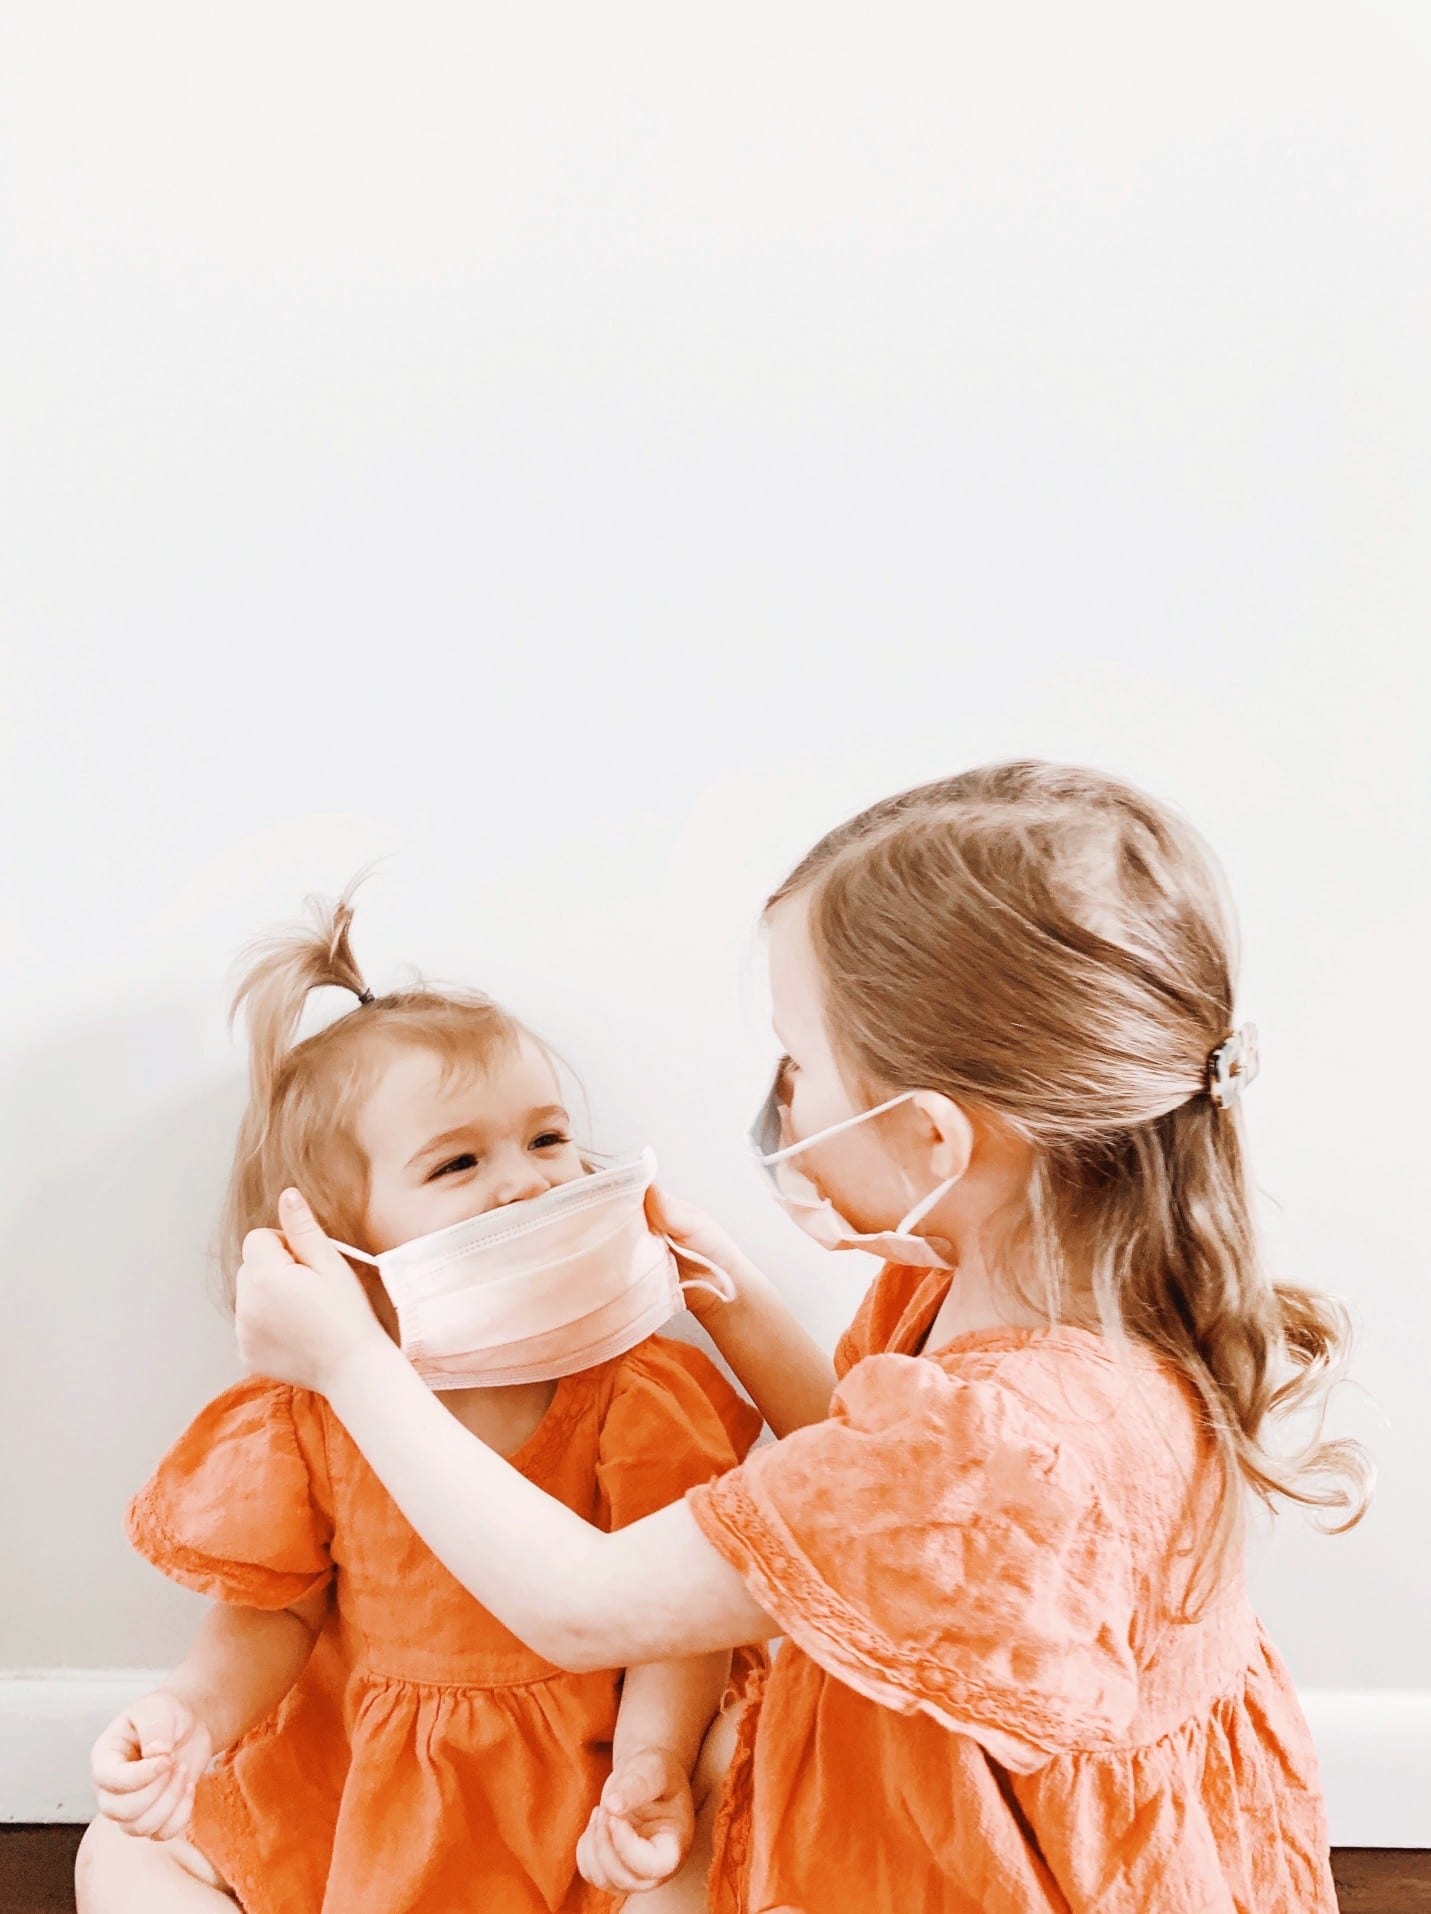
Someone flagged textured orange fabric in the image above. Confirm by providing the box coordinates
[127,1336,762,1914]
[689,1265,1336,1914]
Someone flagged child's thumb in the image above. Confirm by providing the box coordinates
[642,1185,669,1231]
[278,1188,342,1266]
[132,1694,180,1757]
[605,1749,666,1817]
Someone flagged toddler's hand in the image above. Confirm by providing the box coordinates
[576,1745,695,1896]
[90,1689,213,1843]
[235,1189,384,1396]
[646,1185,752,1323]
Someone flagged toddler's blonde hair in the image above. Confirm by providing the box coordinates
[218,879,538,1298]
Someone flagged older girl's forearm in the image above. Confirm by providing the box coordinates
[327,1339,605,1660]
[324,1338,772,1669]
[701,1256,836,1438]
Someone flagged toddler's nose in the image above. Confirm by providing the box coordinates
[488,1158,548,1209]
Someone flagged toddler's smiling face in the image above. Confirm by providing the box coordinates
[355,1033,586,1256]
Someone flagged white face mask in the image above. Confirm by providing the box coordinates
[750,1069,958,1270]
[332,1148,732,1391]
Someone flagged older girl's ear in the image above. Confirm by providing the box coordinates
[908,1091,975,1186]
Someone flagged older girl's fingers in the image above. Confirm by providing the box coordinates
[241,1226,292,1265]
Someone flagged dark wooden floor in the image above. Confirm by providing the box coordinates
[2,1825,1429,1911]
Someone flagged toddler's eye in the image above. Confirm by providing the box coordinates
[531,1132,571,1150]
[430,1153,478,1180]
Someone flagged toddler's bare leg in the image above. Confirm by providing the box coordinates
[75,1814,238,1912]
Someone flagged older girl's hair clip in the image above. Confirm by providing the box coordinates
[1207,1024,1260,1110]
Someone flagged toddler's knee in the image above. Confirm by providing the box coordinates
[75,1816,234,1908]
[75,1816,119,1908]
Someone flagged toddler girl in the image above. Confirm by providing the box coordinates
[235,763,1367,1911]
[78,889,762,1914]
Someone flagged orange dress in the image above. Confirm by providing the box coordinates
[689,1265,1336,1914]
[127,1335,762,1914]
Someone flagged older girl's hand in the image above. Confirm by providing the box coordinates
[235,1189,385,1397]
[645,1184,756,1324]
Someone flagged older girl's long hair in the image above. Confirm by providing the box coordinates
[770,760,1369,1606]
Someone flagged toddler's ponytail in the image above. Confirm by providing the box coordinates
[230,878,372,1110]
[218,876,375,1296]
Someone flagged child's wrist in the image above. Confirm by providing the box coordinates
[694,1251,770,1328]
[324,1332,404,1414]
[153,1677,220,1746]
[694,1244,759,1308]
[612,1737,691,1778]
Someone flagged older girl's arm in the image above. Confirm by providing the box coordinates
[326,1337,771,1672]
[236,1193,774,1671]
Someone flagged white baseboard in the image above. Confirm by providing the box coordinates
[1300,1689,1431,1849]
[3,1673,1428,1846]
[1,1671,168,1824]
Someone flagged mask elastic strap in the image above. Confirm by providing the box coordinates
[760,1090,914,1166]
[329,1238,381,1268]
[664,1237,738,1305]
[895,1174,959,1237]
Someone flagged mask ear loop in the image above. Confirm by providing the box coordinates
[663,1237,738,1305]
[760,1088,956,1243]
[328,1238,381,1268]
[893,1174,959,1238]
[759,1090,915,1166]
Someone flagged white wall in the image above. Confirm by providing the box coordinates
[2,0,1427,1743]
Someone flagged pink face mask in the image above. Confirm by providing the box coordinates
[750,1068,957,1270]
[332,1148,732,1391]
